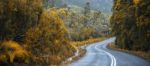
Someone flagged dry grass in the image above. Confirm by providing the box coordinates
[61,48,86,66]
[108,43,150,61]
[71,37,105,47]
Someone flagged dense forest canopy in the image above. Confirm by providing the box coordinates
[111,0,150,51]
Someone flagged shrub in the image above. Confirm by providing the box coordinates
[0,40,29,63]
[25,8,75,65]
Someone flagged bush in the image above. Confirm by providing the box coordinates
[0,40,29,63]
[25,8,75,65]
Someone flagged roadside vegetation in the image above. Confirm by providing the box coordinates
[0,0,109,66]
[71,38,105,47]
[62,37,106,66]
[111,0,149,60]
[0,0,75,66]
[108,43,150,61]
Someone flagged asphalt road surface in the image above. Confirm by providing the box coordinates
[69,37,150,66]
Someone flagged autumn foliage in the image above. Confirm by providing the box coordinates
[0,0,43,41]
[0,0,111,65]
[111,0,149,51]
[25,8,75,65]
[0,0,75,65]
[0,40,29,64]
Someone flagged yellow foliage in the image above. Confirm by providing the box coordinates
[39,8,68,38]
[0,40,29,63]
[26,8,69,47]
[71,38,105,47]
[1,41,22,50]
[114,0,122,10]
[25,27,42,47]
[57,8,68,18]
[133,0,141,6]
[24,8,76,65]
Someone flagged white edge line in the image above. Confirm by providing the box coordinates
[95,44,116,66]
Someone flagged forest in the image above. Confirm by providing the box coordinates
[111,0,149,51]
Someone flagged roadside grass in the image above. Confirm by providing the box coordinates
[108,43,150,61]
[71,37,105,47]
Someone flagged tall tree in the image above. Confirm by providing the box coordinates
[83,2,91,25]
[0,0,43,42]
[111,0,150,51]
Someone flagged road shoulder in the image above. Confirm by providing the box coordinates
[61,38,106,66]
[107,43,150,61]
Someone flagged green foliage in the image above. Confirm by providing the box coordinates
[63,6,108,41]
[43,0,55,8]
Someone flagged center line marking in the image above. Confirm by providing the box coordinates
[95,44,117,66]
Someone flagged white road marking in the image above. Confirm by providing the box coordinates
[95,44,117,66]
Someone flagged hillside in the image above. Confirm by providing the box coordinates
[64,0,113,14]
[45,0,113,14]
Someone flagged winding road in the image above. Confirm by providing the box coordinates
[69,37,150,66]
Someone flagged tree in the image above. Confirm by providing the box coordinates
[43,0,55,8]
[83,2,91,26]
[111,0,150,51]
[25,8,75,65]
[0,0,43,42]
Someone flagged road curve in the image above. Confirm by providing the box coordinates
[68,37,150,66]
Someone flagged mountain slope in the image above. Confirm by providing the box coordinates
[63,0,113,14]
